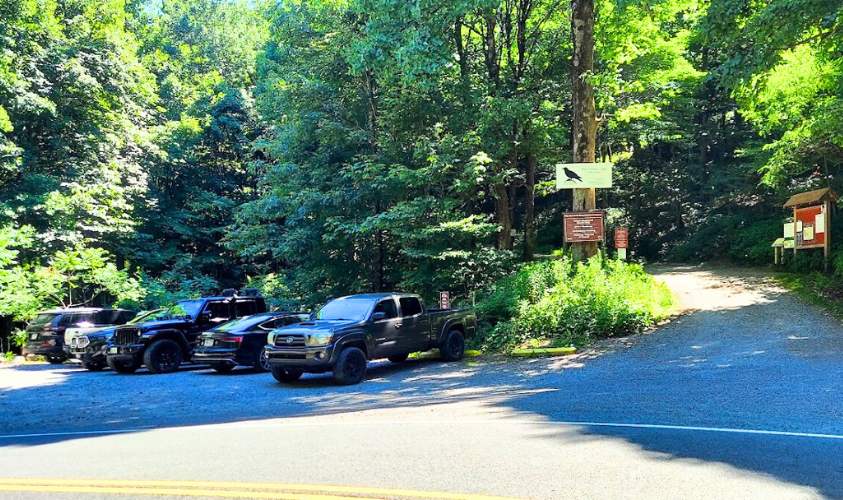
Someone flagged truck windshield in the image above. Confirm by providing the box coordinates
[316,298,373,322]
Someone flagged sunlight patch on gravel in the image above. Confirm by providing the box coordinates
[0,367,69,391]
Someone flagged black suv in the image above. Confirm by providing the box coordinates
[105,291,267,374]
[23,308,135,364]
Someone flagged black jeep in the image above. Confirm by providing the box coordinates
[105,291,267,374]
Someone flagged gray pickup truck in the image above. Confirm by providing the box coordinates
[265,292,476,385]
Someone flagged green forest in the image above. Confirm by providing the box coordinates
[1,0,841,334]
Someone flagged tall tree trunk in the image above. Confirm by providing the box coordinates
[524,151,537,259]
[570,0,598,260]
[493,183,513,250]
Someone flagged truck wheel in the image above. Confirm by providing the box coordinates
[387,353,409,363]
[271,365,303,383]
[107,357,138,374]
[210,362,234,374]
[333,347,367,385]
[254,347,271,373]
[440,329,465,361]
[82,359,105,371]
[144,339,183,374]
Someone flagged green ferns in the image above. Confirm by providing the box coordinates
[476,256,674,351]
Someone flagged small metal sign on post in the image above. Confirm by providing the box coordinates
[439,291,450,310]
[556,163,613,189]
[614,227,629,260]
[563,210,605,243]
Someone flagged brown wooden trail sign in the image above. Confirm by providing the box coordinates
[564,211,605,243]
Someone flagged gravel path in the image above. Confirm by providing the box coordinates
[0,264,841,499]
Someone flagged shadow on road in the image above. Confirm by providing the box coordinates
[1,266,842,496]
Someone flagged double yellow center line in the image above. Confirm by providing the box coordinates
[0,478,518,500]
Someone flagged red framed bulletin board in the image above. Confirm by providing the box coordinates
[795,204,826,249]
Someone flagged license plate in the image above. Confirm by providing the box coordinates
[204,338,214,347]
[108,347,118,354]
[30,333,38,340]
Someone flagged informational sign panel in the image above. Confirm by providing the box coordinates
[783,222,794,239]
[556,163,613,189]
[563,211,605,243]
[795,204,826,248]
[614,227,629,249]
[439,291,450,310]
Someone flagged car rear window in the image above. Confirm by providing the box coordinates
[28,313,59,328]
[60,312,97,327]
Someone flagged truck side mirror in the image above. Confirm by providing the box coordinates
[198,312,211,324]
[371,312,386,322]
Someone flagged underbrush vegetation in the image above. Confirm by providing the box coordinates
[474,255,674,351]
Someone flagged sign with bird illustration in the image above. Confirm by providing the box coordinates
[555,162,613,189]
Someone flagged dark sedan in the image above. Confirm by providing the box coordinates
[194,312,309,373]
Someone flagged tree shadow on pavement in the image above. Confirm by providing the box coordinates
[1,277,842,497]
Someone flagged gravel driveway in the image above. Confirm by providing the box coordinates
[0,265,841,499]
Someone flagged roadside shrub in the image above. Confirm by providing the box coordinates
[475,254,674,351]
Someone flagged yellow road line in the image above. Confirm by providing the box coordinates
[0,479,518,500]
[0,484,364,499]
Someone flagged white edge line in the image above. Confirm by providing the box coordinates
[0,421,841,441]
[0,427,153,439]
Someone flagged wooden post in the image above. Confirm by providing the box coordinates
[793,206,798,258]
[570,0,598,261]
[824,199,830,272]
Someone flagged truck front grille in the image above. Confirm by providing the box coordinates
[274,334,305,348]
[115,328,140,346]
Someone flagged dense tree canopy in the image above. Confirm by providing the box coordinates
[1,0,841,319]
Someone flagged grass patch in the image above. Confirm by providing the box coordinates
[474,253,674,352]
[774,272,843,320]
[510,347,577,358]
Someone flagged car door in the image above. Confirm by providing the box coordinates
[398,296,428,352]
[371,298,402,357]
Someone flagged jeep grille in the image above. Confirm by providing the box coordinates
[115,328,141,346]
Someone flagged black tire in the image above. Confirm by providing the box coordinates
[143,339,183,374]
[210,362,235,373]
[254,347,271,373]
[82,359,106,371]
[387,353,409,363]
[332,347,367,385]
[271,365,303,383]
[46,355,65,365]
[107,357,138,374]
[440,329,465,362]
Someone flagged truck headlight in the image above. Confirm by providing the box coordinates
[305,332,333,346]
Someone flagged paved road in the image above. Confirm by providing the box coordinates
[0,265,841,499]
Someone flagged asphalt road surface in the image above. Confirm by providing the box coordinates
[0,265,841,499]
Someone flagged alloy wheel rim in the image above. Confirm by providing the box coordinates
[259,349,270,370]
